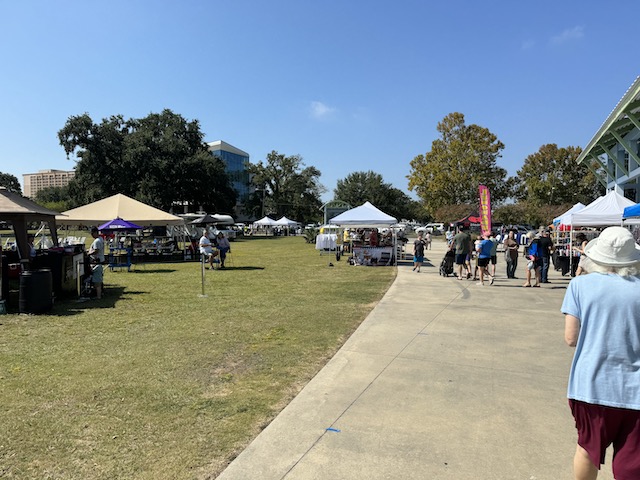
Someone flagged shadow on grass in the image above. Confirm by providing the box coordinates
[42,287,150,316]
[217,266,265,271]
[127,268,178,274]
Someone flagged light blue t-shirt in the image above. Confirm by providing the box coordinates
[561,273,640,410]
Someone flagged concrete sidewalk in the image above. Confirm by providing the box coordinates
[216,239,613,480]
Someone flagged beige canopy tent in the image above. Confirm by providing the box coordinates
[0,187,60,259]
[57,194,185,227]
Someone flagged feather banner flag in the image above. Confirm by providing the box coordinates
[478,185,492,235]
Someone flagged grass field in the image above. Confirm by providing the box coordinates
[0,236,396,479]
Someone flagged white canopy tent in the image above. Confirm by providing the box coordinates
[329,202,398,265]
[329,201,397,227]
[253,216,278,226]
[559,191,637,274]
[274,216,300,227]
[553,202,586,227]
[562,190,636,227]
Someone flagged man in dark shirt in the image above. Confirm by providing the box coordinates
[537,229,555,283]
[450,226,472,280]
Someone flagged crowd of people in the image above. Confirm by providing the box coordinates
[439,226,561,287]
[417,225,640,479]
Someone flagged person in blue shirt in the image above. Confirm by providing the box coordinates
[475,232,494,286]
[561,226,640,480]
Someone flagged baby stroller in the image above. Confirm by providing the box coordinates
[439,250,455,277]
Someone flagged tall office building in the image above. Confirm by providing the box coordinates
[23,169,75,198]
[206,140,251,201]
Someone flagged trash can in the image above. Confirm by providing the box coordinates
[19,269,53,314]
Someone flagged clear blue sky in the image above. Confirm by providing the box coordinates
[1,0,638,202]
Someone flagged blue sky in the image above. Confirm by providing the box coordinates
[1,0,638,202]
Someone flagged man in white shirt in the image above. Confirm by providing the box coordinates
[199,228,218,269]
[88,227,105,299]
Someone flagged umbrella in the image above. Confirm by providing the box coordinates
[98,217,143,231]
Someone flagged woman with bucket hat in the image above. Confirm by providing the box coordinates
[561,226,640,480]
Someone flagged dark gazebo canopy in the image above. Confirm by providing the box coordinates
[0,187,60,259]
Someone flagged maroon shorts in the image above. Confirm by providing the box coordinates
[569,399,640,479]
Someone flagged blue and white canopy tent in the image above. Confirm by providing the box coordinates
[623,203,640,225]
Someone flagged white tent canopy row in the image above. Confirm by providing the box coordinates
[252,216,301,227]
[553,202,585,226]
[560,190,636,227]
[253,216,278,226]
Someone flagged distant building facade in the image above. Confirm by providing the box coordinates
[577,76,640,202]
[206,140,251,202]
[23,169,75,198]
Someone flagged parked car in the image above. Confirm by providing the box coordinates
[425,223,445,235]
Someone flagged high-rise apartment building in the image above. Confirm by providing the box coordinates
[23,169,75,198]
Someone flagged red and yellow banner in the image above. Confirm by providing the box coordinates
[478,185,492,235]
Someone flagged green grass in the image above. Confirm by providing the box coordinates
[0,236,395,479]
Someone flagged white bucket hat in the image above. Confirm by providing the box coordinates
[583,226,640,266]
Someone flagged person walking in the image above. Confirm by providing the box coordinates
[561,226,640,480]
[489,231,498,278]
[425,231,432,250]
[215,232,231,269]
[523,232,542,287]
[503,229,519,279]
[538,229,555,283]
[475,232,494,286]
[413,233,426,272]
[451,226,472,280]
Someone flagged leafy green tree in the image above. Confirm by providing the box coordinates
[513,144,604,206]
[433,204,474,227]
[33,185,73,212]
[492,203,527,226]
[334,170,420,221]
[247,151,324,224]
[58,110,236,212]
[0,172,22,195]
[408,112,510,216]
[59,113,128,205]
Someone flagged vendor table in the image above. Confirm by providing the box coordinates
[108,248,132,271]
[353,246,393,266]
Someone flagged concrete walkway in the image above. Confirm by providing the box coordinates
[216,239,614,480]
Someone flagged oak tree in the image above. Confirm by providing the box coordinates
[408,112,510,217]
